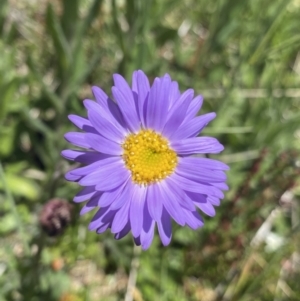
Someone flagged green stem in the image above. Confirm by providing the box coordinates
[249,0,290,65]
[0,161,30,255]
[112,0,128,74]
[124,244,141,301]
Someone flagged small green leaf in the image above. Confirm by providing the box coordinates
[0,174,39,200]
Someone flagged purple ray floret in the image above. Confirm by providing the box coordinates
[62,70,229,250]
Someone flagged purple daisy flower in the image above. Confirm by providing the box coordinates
[62,70,229,250]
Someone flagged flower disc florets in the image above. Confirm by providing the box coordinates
[122,129,177,185]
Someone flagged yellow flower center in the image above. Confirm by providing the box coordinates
[122,129,178,185]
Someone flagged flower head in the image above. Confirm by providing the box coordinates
[62,70,229,249]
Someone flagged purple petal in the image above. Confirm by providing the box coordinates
[88,109,125,143]
[140,202,155,250]
[70,157,122,176]
[61,150,110,164]
[168,81,181,107]
[208,196,221,206]
[171,173,224,198]
[88,207,109,231]
[132,71,138,93]
[171,137,224,155]
[99,181,128,207]
[73,186,96,203]
[64,132,90,149]
[83,99,109,119]
[181,209,204,229]
[112,74,140,132]
[92,86,110,106]
[95,168,130,191]
[80,196,99,215]
[171,112,216,140]
[85,133,122,155]
[176,159,227,183]
[157,207,172,246]
[111,198,131,233]
[136,70,150,127]
[185,191,216,216]
[89,206,116,231]
[167,88,194,115]
[146,75,171,132]
[158,182,185,226]
[114,221,131,240]
[83,191,103,208]
[97,223,111,234]
[194,201,216,217]
[83,99,123,131]
[162,89,194,138]
[185,191,207,203]
[110,180,133,210]
[65,171,82,181]
[79,160,125,186]
[184,95,203,121]
[130,185,147,238]
[141,220,155,250]
[134,236,141,246]
[144,78,159,129]
[178,170,227,185]
[147,184,163,221]
[165,177,195,211]
[211,182,229,190]
[68,115,96,133]
[179,157,229,171]
[91,88,128,129]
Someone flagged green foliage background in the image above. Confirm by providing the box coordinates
[0,0,300,300]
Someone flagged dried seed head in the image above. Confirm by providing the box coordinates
[39,198,73,236]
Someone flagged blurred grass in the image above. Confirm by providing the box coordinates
[0,0,300,300]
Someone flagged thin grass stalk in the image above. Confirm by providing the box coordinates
[124,244,141,301]
[0,161,30,256]
[249,0,292,64]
